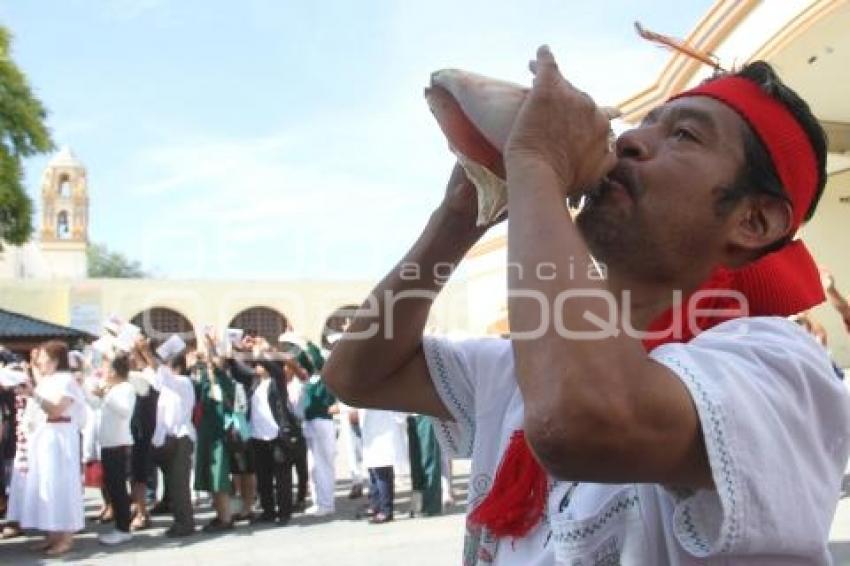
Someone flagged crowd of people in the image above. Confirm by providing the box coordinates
[0,320,455,557]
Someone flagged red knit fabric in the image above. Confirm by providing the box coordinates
[468,75,825,540]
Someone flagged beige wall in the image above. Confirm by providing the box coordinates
[0,277,470,344]
[0,279,71,324]
[801,169,850,366]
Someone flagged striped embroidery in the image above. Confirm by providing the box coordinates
[426,339,476,456]
[659,355,740,554]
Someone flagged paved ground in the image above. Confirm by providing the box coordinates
[4,463,850,564]
[0,464,470,566]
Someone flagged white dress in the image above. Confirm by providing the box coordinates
[20,372,87,532]
[5,396,42,523]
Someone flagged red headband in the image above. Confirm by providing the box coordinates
[670,76,818,228]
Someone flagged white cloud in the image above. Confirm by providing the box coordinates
[120,97,454,279]
[118,38,666,280]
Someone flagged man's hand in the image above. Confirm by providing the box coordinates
[821,266,837,293]
[505,45,616,197]
[92,383,107,398]
[438,163,505,236]
[186,350,198,369]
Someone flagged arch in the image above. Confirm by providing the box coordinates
[321,304,360,349]
[58,174,72,198]
[228,306,289,345]
[130,307,196,348]
[56,210,71,240]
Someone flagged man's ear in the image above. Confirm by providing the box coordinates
[727,195,793,261]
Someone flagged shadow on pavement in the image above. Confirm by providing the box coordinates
[0,473,470,563]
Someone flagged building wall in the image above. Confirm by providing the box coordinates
[39,242,88,279]
[0,277,470,344]
[0,241,87,280]
[801,169,850,366]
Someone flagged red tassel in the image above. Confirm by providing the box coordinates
[467,430,548,538]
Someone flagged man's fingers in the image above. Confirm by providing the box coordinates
[532,45,567,86]
[536,45,556,70]
[593,152,618,186]
[601,106,622,120]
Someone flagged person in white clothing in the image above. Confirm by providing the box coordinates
[360,408,408,523]
[87,354,137,546]
[243,357,297,524]
[283,354,309,510]
[325,52,850,564]
[2,348,41,540]
[339,402,366,499]
[137,336,196,537]
[296,343,338,516]
[80,365,107,521]
[18,341,87,557]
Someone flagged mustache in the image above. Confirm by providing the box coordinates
[570,162,642,207]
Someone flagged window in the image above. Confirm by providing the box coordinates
[321,304,359,349]
[130,307,196,347]
[58,175,72,198]
[57,211,71,240]
[228,306,289,345]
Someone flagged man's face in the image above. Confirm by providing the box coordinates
[576,96,748,286]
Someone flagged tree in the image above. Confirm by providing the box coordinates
[87,242,147,278]
[0,26,54,250]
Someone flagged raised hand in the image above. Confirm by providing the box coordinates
[505,45,616,197]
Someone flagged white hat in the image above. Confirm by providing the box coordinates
[92,336,117,358]
[156,334,187,362]
[0,367,27,388]
[325,332,343,345]
[114,322,141,352]
[225,328,244,345]
[278,331,307,350]
[103,314,124,336]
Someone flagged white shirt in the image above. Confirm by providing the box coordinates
[288,377,305,420]
[360,408,409,471]
[250,378,279,441]
[423,317,850,565]
[128,370,151,397]
[88,381,136,448]
[149,366,196,447]
[35,372,86,428]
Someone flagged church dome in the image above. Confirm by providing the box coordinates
[47,146,85,169]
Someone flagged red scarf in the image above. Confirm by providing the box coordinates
[468,76,825,539]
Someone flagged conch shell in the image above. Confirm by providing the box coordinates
[425,70,527,226]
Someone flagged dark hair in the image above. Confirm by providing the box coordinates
[111,354,130,379]
[169,353,188,375]
[712,61,828,252]
[0,348,21,365]
[42,340,70,372]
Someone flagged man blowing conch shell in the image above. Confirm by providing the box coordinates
[324,46,849,565]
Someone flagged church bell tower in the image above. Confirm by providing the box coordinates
[38,146,89,278]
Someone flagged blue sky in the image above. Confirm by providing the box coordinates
[0,0,711,280]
